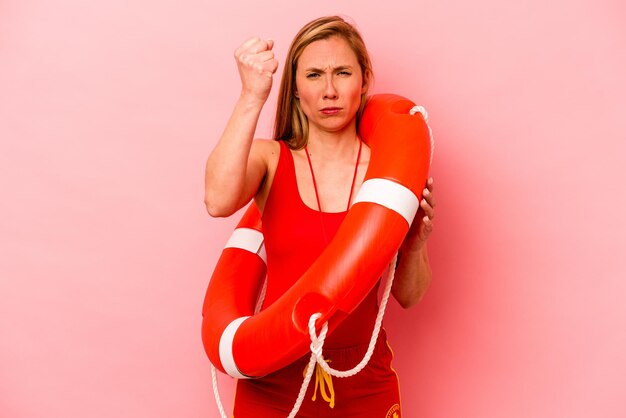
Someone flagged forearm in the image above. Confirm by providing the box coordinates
[391,244,432,308]
[204,94,264,216]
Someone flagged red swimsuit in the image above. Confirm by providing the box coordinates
[233,141,402,417]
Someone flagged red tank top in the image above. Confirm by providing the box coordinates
[261,140,380,348]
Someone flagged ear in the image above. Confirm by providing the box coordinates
[294,91,299,99]
[361,70,371,94]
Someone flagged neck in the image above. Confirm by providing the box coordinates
[306,121,359,160]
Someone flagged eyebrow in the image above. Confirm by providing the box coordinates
[304,65,354,72]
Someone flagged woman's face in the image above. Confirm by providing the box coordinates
[295,36,366,135]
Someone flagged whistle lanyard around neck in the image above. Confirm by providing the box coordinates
[304,139,363,244]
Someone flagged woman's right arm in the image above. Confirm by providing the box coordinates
[204,38,279,217]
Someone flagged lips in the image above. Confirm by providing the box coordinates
[320,107,342,115]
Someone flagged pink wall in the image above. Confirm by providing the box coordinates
[1,0,624,417]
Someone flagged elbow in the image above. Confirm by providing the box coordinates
[396,290,426,309]
[205,203,231,218]
[204,185,232,217]
[397,293,424,309]
[394,274,432,309]
[205,204,224,218]
[204,196,236,218]
[396,294,420,309]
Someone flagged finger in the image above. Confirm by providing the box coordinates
[255,50,275,62]
[423,186,436,208]
[427,177,434,192]
[240,51,274,67]
[239,52,274,72]
[235,37,260,57]
[248,39,272,54]
[420,199,435,219]
[422,187,433,204]
[264,58,279,76]
[421,188,435,211]
[250,58,278,76]
[419,216,433,240]
[267,39,274,50]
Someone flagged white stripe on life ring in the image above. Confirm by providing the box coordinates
[224,228,266,264]
[352,178,420,225]
[219,316,251,379]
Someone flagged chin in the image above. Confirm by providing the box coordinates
[316,116,357,132]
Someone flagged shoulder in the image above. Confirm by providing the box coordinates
[254,138,281,153]
[251,138,280,161]
[250,139,281,182]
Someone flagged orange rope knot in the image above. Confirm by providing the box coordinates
[303,358,335,408]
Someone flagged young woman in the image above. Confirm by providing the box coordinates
[205,16,436,418]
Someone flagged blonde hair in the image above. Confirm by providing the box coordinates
[273,16,373,150]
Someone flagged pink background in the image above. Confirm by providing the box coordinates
[1,0,625,417]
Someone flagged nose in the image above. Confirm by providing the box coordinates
[323,76,338,100]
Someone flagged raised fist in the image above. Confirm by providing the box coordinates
[234,37,279,103]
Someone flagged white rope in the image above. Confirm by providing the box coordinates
[283,253,399,416]
[286,348,318,418]
[308,252,398,378]
[409,105,435,166]
[210,365,229,418]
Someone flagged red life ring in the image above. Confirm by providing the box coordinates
[202,94,432,378]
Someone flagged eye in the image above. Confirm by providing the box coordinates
[306,73,320,79]
[337,70,352,76]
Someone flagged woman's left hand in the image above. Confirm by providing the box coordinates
[401,177,436,252]
[393,177,436,308]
